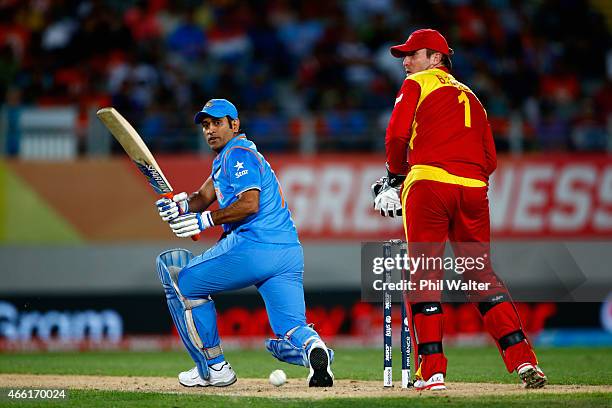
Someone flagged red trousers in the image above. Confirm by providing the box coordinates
[402,180,537,380]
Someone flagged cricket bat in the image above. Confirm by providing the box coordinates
[96,107,199,241]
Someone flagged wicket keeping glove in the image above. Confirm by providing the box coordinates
[156,192,189,222]
[169,211,214,238]
[372,177,402,217]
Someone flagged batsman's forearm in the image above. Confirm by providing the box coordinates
[211,190,259,225]
[187,177,216,212]
[187,191,215,212]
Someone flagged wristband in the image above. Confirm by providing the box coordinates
[385,163,406,188]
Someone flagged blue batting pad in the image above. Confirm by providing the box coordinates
[157,248,210,380]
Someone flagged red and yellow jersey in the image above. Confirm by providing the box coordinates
[385,67,497,184]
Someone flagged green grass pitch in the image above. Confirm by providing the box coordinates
[0,346,610,407]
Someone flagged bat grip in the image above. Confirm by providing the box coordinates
[161,192,200,241]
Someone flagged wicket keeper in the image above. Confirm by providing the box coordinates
[373,29,547,390]
[155,99,334,387]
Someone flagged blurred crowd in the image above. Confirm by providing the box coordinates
[0,0,610,153]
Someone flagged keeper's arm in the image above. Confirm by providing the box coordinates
[385,78,420,185]
[483,123,497,176]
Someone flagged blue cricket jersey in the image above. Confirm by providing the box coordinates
[211,134,299,244]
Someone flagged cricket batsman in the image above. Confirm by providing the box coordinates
[154,99,334,387]
[372,29,547,390]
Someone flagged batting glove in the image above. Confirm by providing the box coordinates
[372,177,402,217]
[156,192,189,222]
[169,211,214,238]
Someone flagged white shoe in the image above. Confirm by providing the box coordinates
[413,373,446,391]
[178,362,237,387]
[517,363,547,389]
[307,341,334,387]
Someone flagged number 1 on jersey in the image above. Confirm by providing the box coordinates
[458,91,471,128]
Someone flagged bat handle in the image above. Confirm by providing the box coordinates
[161,192,201,241]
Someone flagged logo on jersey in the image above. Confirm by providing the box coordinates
[395,93,403,105]
[234,161,249,178]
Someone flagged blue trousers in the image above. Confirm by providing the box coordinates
[177,233,307,364]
